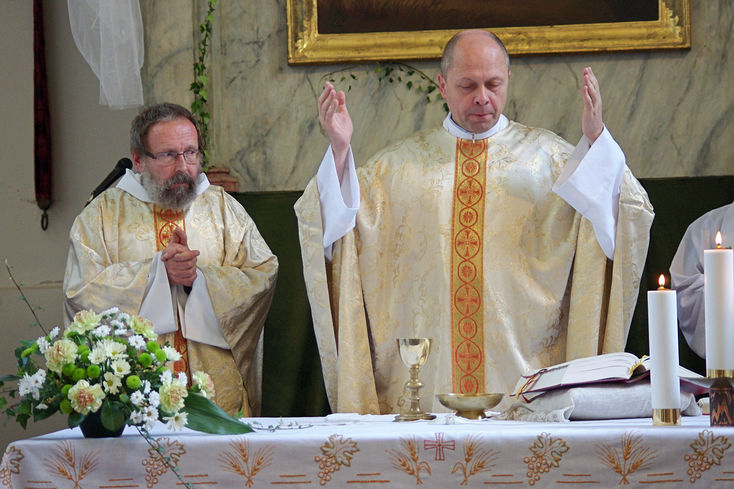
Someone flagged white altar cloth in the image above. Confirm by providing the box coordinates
[2,414,733,488]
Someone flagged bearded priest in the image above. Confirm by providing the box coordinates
[63,103,278,416]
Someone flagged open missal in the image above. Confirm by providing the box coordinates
[513,351,706,398]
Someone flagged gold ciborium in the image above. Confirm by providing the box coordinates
[395,338,436,421]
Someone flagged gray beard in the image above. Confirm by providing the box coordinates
[140,169,198,209]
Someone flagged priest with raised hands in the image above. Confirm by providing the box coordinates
[63,103,278,416]
[295,30,653,414]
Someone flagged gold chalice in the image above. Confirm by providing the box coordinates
[395,338,436,421]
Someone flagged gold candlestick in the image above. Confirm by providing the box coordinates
[394,338,436,421]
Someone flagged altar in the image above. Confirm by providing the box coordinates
[2,414,733,488]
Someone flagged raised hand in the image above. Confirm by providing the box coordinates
[318,81,353,182]
[161,226,200,287]
[581,67,604,144]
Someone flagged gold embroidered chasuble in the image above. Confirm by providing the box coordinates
[295,122,653,414]
[64,186,278,416]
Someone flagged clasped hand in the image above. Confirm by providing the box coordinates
[161,226,199,287]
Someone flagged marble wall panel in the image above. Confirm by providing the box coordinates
[141,0,734,191]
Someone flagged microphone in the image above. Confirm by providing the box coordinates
[85,158,133,206]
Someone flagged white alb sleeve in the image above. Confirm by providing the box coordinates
[316,145,360,260]
[553,126,624,259]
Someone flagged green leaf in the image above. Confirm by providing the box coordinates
[68,411,83,428]
[101,401,125,431]
[183,393,253,434]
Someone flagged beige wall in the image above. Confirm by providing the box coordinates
[1,0,733,452]
[0,0,138,451]
[144,1,734,190]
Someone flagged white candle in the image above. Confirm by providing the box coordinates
[647,275,680,410]
[704,232,734,373]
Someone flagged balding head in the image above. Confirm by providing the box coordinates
[441,30,509,77]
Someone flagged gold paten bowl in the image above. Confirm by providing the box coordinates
[436,393,503,419]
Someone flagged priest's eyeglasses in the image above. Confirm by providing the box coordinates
[145,149,202,166]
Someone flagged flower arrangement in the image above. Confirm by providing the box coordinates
[0,307,251,436]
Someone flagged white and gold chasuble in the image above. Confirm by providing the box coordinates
[296,122,653,414]
[64,185,278,416]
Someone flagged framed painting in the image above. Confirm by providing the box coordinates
[287,0,690,64]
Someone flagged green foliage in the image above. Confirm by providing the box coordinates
[325,62,449,113]
[190,0,217,169]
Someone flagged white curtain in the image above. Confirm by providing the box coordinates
[68,0,144,109]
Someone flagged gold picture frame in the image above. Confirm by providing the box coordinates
[287,0,690,65]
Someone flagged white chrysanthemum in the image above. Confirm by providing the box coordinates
[129,409,145,425]
[102,372,122,394]
[142,380,151,394]
[31,370,46,388]
[88,347,106,365]
[143,405,158,430]
[109,358,131,377]
[130,390,145,407]
[49,326,60,339]
[128,335,146,350]
[36,336,50,354]
[93,325,111,337]
[148,391,160,409]
[114,328,127,336]
[164,411,188,431]
[176,372,188,386]
[101,307,120,317]
[18,374,37,399]
[36,402,48,410]
[162,346,181,362]
[160,370,173,384]
[104,339,127,359]
[118,312,131,324]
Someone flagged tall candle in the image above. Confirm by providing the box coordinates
[704,231,734,375]
[647,274,680,424]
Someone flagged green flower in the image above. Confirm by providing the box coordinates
[125,375,141,390]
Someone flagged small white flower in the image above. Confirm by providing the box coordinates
[114,328,127,336]
[101,307,120,317]
[142,380,151,394]
[36,402,48,410]
[148,391,160,409]
[164,411,188,431]
[31,370,46,389]
[128,335,146,350]
[104,340,127,359]
[18,374,35,398]
[88,348,106,364]
[160,370,173,384]
[93,325,111,337]
[176,372,188,386]
[162,346,181,362]
[110,319,124,330]
[129,410,145,425]
[130,391,145,407]
[49,326,60,339]
[143,406,158,430]
[118,312,131,324]
[110,359,131,377]
[36,336,50,354]
[102,372,122,394]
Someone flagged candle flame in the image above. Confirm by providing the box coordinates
[716,231,723,248]
[658,274,666,289]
